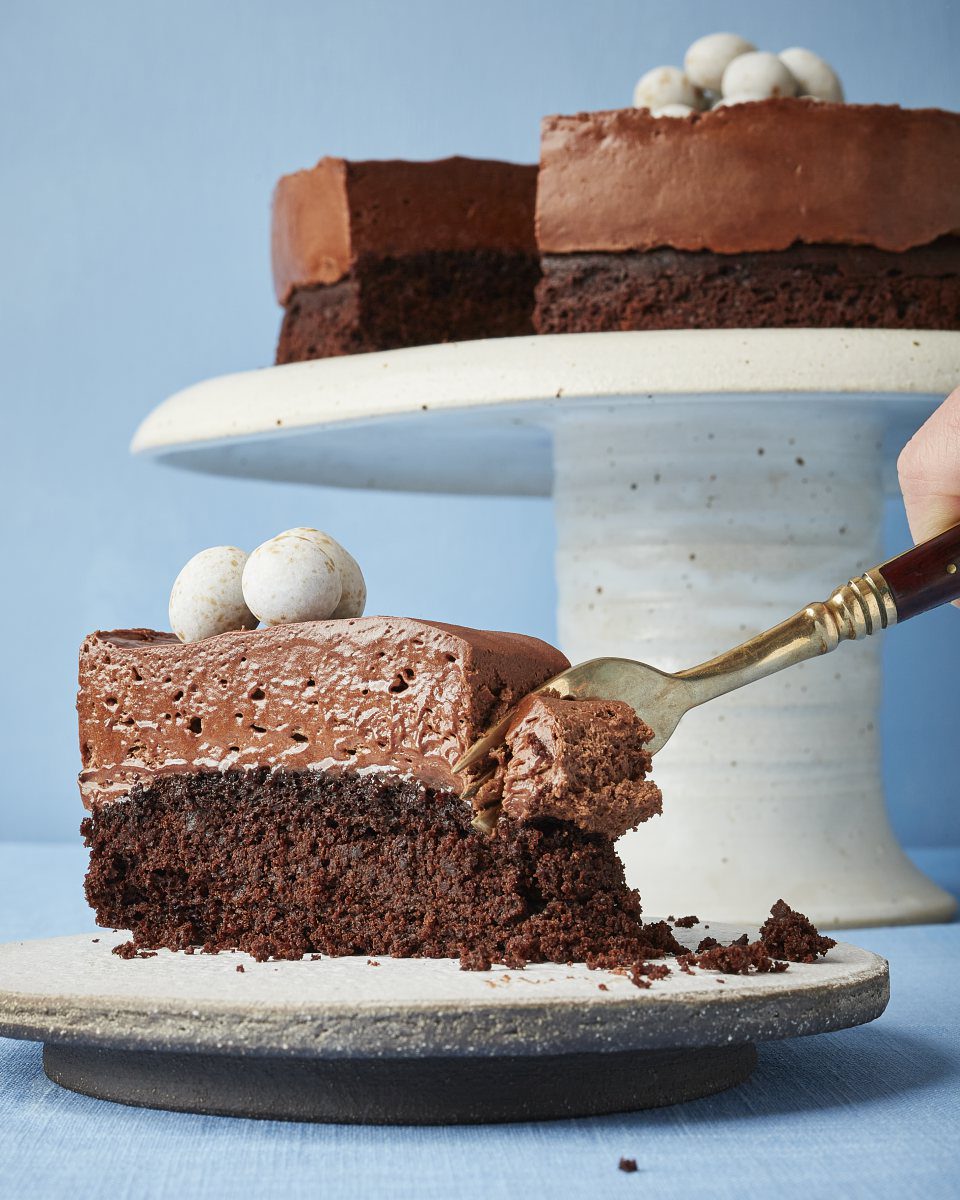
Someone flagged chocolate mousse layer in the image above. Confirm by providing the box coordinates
[478,694,662,839]
[78,618,568,810]
[272,157,540,362]
[537,101,960,256]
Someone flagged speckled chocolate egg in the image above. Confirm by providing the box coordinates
[169,546,258,643]
[778,47,844,102]
[634,65,702,112]
[684,32,756,92]
[286,527,367,619]
[241,530,342,626]
[721,51,798,100]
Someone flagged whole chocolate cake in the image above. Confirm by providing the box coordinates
[272,156,540,363]
[535,100,960,333]
[78,618,667,965]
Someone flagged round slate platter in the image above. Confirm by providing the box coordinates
[0,925,888,1123]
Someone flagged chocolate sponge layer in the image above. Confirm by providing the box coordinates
[81,768,678,967]
[535,240,960,334]
[276,249,541,363]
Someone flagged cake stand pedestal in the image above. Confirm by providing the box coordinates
[133,329,960,928]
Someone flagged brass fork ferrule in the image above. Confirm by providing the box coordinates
[821,567,898,646]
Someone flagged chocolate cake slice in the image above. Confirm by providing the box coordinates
[272,157,540,362]
[535,100,960,333]
[78,618,667,965]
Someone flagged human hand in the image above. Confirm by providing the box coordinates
[897,385,960,545]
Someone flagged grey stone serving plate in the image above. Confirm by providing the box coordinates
[0,924,888,1124]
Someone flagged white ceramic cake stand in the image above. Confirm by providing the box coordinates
[133,329,960,929]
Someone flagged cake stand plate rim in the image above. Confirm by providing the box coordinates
[0,927,889,1060]
[129,329,954,495]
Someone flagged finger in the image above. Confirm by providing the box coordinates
[897,385,960,545]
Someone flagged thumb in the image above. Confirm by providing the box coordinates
[897,385,960,545]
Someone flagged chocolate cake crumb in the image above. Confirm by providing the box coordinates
[620,961,673,989]
[760,899,837,962]
[91,938,99,943]
[619,1158,638,1173]
[640,920,686,955]
[112,940,148,960]
[676,901,831,977]
[598,983,609,991]
[585,919,684,972]
[367,959,381,967]
[458,948,493,973]
[236,964,245,973]
[673,914,699,928]
[693,941,787,975]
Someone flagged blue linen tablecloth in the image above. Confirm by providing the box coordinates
[1,843,957,1200]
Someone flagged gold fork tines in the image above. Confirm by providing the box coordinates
[458,763,499,802]
[452,715,520,777]
[470,803,502,833]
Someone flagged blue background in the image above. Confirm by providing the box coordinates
[1,0,958,846]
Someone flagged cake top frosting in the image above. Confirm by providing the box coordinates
[271,156,538,305]
[537,100,960,256]
[78,617,568,808]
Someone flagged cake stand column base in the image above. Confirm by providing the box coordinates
[42,1041,758,1123]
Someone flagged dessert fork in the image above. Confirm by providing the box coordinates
[453,522,960,775]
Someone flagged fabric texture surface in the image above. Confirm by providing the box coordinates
[0,843,957,1200]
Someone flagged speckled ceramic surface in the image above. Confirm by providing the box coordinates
[130,329,954,495]
[0,925,888,1122]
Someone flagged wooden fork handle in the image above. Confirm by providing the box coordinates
[877,522,960,622]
